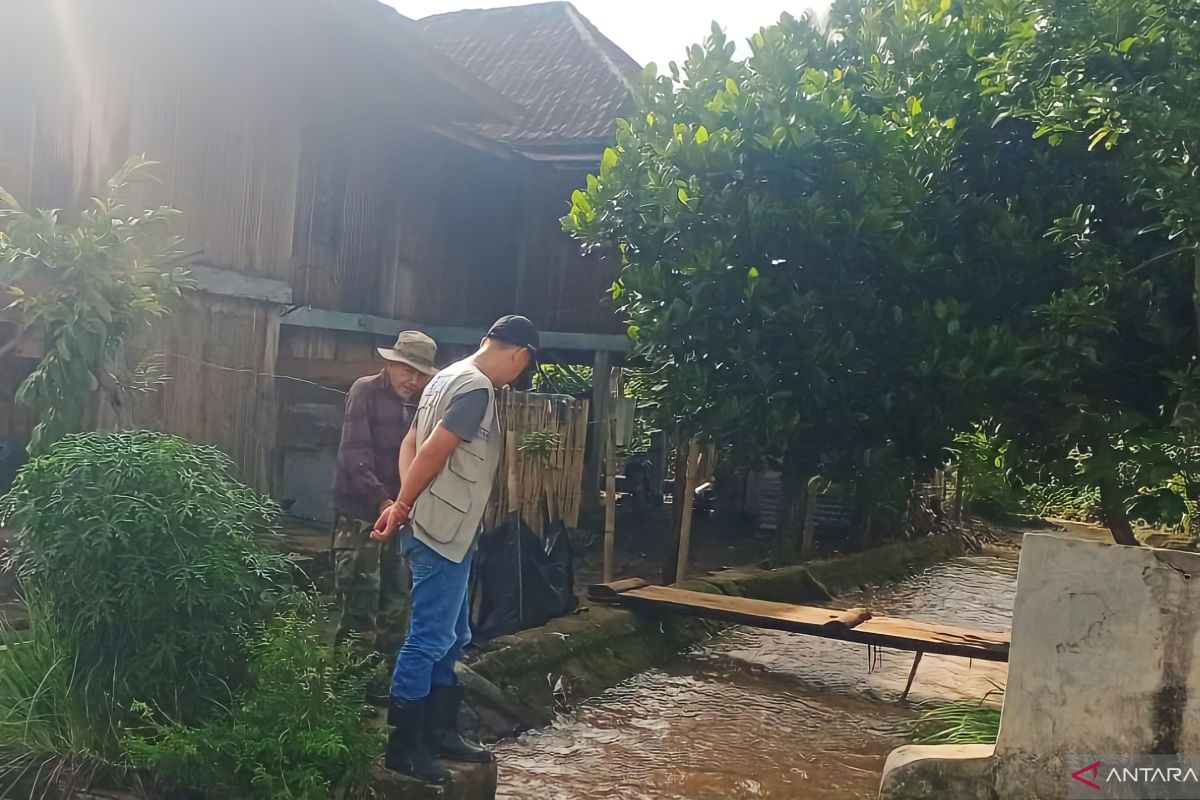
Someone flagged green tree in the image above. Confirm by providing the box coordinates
[990,0,1200,348]
[0,157,192,451]
[973,0,1200,542]
[563,16,1010,550]
[565,0,1198,546]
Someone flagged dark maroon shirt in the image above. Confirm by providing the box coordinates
[333,372,417,519]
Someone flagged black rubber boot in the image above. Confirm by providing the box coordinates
[426,683,494,763]
[385,699,452,783]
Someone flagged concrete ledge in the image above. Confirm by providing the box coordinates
[465,604,717,739]
[371,761,498,800]
[878,744,997,800]
[805,536,966,596]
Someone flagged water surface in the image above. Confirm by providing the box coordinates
[495,554,1018,800]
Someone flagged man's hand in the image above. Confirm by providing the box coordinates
[378,499,394,516]
[371,499,411,542]
[371,424,460,542]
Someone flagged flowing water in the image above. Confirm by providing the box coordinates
[494,554,1019,800]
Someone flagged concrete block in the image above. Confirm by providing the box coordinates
[371,761,497,800]
[994,535,1200,797]
[879,534,1200,799]
[878,744,997,799]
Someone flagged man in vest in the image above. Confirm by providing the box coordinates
[331,331,437,664]
[371,315,538,783]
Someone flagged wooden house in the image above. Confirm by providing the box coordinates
[0,1,638,521]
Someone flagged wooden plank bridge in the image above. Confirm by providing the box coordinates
[588,579,1010,698]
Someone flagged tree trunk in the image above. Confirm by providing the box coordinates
[1099,478,1141,547]
[1193,247,1200,356]
[777,462,811,561]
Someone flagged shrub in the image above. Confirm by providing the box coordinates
[126,604,379,800]
[0,431,291,716]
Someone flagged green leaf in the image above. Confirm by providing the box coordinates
[1116,36,1136,53]
[907,96,923,117]
[1087,127,1109,151]
[627,324,640,338]
[601,147,619,174]
[695,126,710,144]
[678,187,690,204]
[725,78,740,96]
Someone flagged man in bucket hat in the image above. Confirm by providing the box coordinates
[331,330,438,671]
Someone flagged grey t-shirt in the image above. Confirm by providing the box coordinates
[441,387,488,441]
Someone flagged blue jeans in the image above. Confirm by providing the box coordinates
[390,530,473,702]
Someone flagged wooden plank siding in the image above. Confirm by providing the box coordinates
[0,2,623,500]
[513,162,622,335]
[0,3,517,489]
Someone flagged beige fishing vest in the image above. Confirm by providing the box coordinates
[410,359,502,563]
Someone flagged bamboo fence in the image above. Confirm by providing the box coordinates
[484,389,590,536]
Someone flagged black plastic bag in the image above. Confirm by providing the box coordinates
[471,519,578,643]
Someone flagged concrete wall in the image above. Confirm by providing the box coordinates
[994,534,1200,798]
[880,534,1200,800]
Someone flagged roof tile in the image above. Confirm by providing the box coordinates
[418,2,640,147]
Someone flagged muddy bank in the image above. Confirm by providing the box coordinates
[461,535,966,741]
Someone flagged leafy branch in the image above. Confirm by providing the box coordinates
[0,156,194,451]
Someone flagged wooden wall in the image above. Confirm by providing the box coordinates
[0,5,309,486]
[0,2,620,496]
[117,296,280,489]
[514,161,622,335]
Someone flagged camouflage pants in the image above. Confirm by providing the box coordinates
[332,514,412,655]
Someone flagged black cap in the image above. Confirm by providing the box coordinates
[486,315,539,353]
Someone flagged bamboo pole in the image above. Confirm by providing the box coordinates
[674,439,704,585]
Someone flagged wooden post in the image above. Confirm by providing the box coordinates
[586,350,612,512]
[602,367,619,583]
[954,462,968,524]
[901,651,924,702]
[663,434,688,584]
[801,478,819,558]
[674,440,704,585]
[649,428,668,503]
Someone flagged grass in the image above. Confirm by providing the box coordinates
[907,693,1002,746]
[0,618,131,799]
